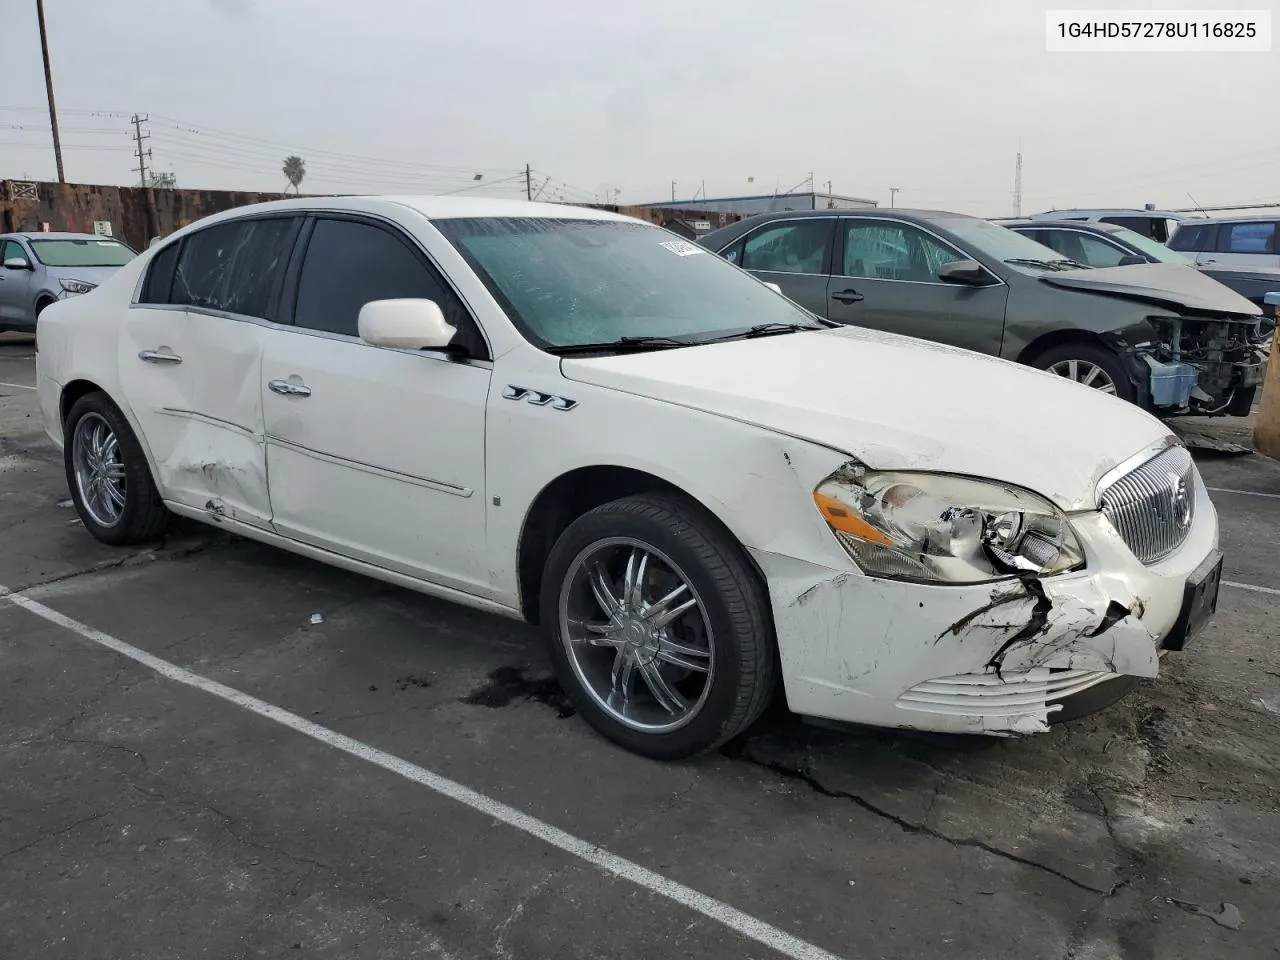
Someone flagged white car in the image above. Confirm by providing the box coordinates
[35,196,1223,759]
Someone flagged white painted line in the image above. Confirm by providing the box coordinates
[0,586,843,960]
[1207,486,1280,500]
[1223,579,1280,597]
[0,380,35,391]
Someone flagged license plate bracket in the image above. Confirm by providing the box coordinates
[1162,551,1223,652]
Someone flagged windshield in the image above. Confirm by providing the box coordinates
[434,217,821,349]
[29,238,136,268]
[1108,226,1196,265]
[935,218,1081,273]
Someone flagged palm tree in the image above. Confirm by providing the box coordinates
[282,155,306,194]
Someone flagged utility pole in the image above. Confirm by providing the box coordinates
[1013,149,1023,218]
[889,187,900,208]
[131,114,151,187]
[525,163,532,201]
[671,181,676,202]
[35,0,65,183]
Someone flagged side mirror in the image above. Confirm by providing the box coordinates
[937,259,992,285]
[1118,254,1146,266]
[3,257,31,270]
[358,298,457,351]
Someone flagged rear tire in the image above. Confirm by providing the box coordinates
[64,392,170,545]
[1030,342,1135,403]
[540,492,777,760]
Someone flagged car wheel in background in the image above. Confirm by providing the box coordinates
[1031,342,1135,403]
[64,392,171,545]
[541,492,778,760]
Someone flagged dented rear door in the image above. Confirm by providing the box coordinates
[145,215,301,528]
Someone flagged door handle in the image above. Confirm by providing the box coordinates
[831,289,864,304]
[138,349,182,364]
[268,378,311,397]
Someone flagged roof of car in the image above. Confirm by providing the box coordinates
[1029,208,1187,219]
[712,208,979,228]
[1009,219,1129,234]
[1177,213,1280,224]
[162,195,637,227]
[0,231,129,241]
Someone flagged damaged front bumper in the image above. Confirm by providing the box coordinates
[751,470,1220,736]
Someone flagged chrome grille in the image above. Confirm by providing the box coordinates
[1099,443,1196,564]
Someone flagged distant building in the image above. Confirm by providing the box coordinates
[644,191,878,217]
[660,217,717,241]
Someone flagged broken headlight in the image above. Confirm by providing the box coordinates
[812,464,1085,584]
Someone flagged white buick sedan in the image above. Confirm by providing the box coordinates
[36,197,1223,759]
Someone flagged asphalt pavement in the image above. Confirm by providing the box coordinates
[1,334,1277,960]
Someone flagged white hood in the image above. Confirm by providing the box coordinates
[561,326,1172,511]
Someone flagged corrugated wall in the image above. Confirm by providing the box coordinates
[1,180,745,251]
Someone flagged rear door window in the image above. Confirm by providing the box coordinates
[172,217,299,320]
[1219,222,1277,254]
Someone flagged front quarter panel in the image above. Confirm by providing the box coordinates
[484,349,854,608]
[1003,282,1159,358]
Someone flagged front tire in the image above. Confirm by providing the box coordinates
[1031,342,1135,403]
[540,493,777,760]
[64,392,170,545]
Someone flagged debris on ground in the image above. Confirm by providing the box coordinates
[1165,898,1244,930]
[309,613,323,625]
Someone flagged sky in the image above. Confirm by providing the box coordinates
[0,0,1277,216]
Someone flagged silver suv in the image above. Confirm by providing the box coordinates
[0,232,137,333]
[1168,216,1280,269]
[1026,208,1187,244]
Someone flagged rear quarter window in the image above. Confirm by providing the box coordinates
[139,242,180,304]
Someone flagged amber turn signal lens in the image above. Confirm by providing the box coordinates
[812,492,895,546]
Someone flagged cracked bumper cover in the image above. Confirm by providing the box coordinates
[750,470,1219,736]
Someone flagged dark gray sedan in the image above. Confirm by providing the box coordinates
[699,209,1266,417]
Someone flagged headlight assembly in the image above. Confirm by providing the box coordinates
[813,463,1084,584]
[59,279,96,295]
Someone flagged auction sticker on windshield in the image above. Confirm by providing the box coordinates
[659,239,706,256]
[1046,9,1272,51]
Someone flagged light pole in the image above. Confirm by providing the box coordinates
[35,0,65,183]
[889,187,900,208]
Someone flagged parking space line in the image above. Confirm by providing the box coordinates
[0,381,35,391]
[1223,579,1280,597]
[1207,486,1280,500]
[0,585,843,960]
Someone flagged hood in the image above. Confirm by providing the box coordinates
[45,265,125,289]
[561,326,1172,512]
[1039,262,1261,317]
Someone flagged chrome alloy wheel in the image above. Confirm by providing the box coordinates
[72,412,127,528]
[558,537,714,733]
[1047,358,1117,394]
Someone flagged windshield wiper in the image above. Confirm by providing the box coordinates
[699,322,828,344]
[543,336,692,356]
[1004,258,1066,271]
